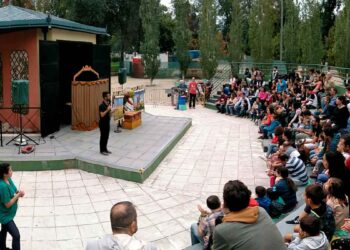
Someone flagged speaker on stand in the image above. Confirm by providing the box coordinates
[6,80,38,153]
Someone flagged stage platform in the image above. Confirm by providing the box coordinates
[0,112,192,183]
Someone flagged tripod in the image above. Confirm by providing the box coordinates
[6,105,39,153]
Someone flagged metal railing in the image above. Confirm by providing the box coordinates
[144,88,172,106]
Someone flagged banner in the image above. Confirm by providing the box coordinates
[112,95,124,121]
[133,89,145,111]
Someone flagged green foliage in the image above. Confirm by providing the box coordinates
[326,26,336,65]
[283,0,301,63]
[199,0,219,79]
[217,0,233,38]
[140,0,161,85]
[299,0,324,64]
[35,0,72,17]
[249,0,277,61]
[228,0,243,74]
[321,0,341,41]
[159,5,175,53]
[333,0,350,67]
[70,0,107,27]
[105,0,143,55]
[173,0,192,78]
[7,0,35,9]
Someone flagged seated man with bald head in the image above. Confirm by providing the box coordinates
[86,201,158,250]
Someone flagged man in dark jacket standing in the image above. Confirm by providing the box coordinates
[99,92,112,155]
[212,180,286,250]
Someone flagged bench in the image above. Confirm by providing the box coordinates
[123,111,142,129]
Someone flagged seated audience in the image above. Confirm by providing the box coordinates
[285,184,335,241]
[274,167,297,212]
[324,178,349,229]
[212,180,286,250]
[287,215,328,250]
[190,195,223,250]
[332,96,349,131]
[255,186,271,213]
[267,187,285,218]
[259,114,281,139]
[86,201,158,250]
[215,93,227,114]
[317,151,350,198]
[279,154,309,186]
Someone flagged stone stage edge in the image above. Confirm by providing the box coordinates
[0,112,192,183]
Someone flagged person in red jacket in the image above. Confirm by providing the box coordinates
[188,77,198,109]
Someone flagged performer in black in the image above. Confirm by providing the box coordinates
[99,92,112,155]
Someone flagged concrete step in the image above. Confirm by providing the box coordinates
[205,102,217,110]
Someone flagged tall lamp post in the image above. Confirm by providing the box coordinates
[280,0,283,61]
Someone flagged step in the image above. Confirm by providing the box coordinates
[262,139,271,152]
[184,243,202,250]
[205,102,217,110]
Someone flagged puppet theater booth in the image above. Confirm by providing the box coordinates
[0,5,110,140]
[71,66,109,131]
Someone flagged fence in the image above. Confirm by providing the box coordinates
[144,88,172,106]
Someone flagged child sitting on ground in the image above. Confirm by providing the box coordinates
[255,186,271,213]
[287,215,328,250]
[284,184,335,242]
[267,187,285,218]
[191,195,224,250]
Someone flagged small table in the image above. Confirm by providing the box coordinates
[123,111,142,129]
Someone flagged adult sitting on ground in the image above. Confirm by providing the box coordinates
[212,180,286,250]
[86,201,158,250]
[279,154,309,186]
[317,151,350,198]
[331,95,349,132]
[274,167,298,212]
[215,93,227,114]
[324,177,349,230]
[285,184,335,242]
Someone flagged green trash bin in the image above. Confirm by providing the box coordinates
[118,68,127,85]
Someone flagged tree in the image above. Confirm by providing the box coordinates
[217,0,252,56]
[105,0,143,66]
[70,0,107,27]
[333,0,350,67]
[159,4,175,53]
[228,0,243,74]
[299,0,323,64]
[140,0,161,85]
[217,0,233,38]
[173,0,192,78]
[199,0,219,79]
[3,0,35,9]
[321,0,341,42]
[35,0,72,18]
[241,0,253,55]
[249,0,277,61]
[283,0,301,63]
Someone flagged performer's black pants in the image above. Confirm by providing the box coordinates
[99,122,110,153]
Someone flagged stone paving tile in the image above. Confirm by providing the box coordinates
[7,105,269,249]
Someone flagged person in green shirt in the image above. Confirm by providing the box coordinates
[0,163,24,250]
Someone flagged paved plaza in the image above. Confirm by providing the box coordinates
[9,105,268,250]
